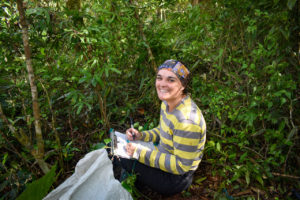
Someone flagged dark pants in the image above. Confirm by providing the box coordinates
[113,157,194,196]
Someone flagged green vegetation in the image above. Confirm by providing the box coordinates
[0,0,299,199]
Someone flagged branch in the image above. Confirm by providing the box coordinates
[272,172,300,179]
[17,0,49,174]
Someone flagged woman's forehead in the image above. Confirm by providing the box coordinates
[157,69,178,78]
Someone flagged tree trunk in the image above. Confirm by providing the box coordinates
[16,0,49,174]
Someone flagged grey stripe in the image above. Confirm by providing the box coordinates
[177,166,185,174]
[160,129,173,141]
[153,127,159,136]
[154,151,161,167]
[153,128,160,143]
[189,110,197,123]
[164,154,172,172]
[144,150,151,166]
[172,109,185,122]
[198,143,205,152]
[189,101,199,122]
[199,115,205,127]
[148,131,153,141]
[159,142,173,152]
[141,131,146,140]
[161,110,175,129]
[175,148,205,166]
[174,129,201,139]
[194,156,201,161]
[199,133,206,141]
[199,152,204,160]
[179,119,197,125]
[157,145,170,154]
[173,141,198,152]
[177,157,194,166]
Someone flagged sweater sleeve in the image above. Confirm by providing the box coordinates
[133,115,206,175]
[140,126,160,143]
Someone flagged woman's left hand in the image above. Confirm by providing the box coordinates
[126,143,136,157]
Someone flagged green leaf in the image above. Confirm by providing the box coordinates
[195,177,207,184]
[133,122,139,128]
[40,48,45,56]
[76,103,83,115]
[104,138,111,144]
[110,67,121,74]
[245,170,250,185]
[2,153,8,166]
[16,165,56,200]
[93,143,105,150]
[256,176,264,186]
[216,142,221,151]
[239,152,248,163]
[52,77,63,81]
[78,77,86,84]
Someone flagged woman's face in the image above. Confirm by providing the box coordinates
[155,69,185,103]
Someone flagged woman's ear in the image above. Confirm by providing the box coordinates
[180,85,185,92]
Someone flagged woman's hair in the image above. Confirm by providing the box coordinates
[181,74,190,95]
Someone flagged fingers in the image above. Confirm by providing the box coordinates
[126,143,136,156]
[126,128,134,141]
[126,128,140,141]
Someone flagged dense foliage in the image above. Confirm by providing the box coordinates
[0,0,299,199]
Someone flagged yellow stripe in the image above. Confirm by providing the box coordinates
[173,135,203,146]
[192,159,201,166]
[149,129,158,142]
[149,150,158,167]
[144,131,150,141]
[194,110,201,124]
[158,153,167,172]
[160,135,173,147]
[170,156,178,174]
[183,97,192,119]
[176,122,202,132]
[163,111,202,133]
[160,118,170,133]
[201,122,206,133]
[161,102,166,110]
[175,149,202,160]
[197,138,206,149]
[176,97,191,119]
[139,149,147,164]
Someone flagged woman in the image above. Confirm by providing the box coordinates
[119,59,206,196]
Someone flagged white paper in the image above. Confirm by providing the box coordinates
[114,131,155,159]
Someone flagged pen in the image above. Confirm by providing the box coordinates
[130,117,135,140]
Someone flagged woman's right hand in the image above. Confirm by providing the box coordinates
[126,128,142,141]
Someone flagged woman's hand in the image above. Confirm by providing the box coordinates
[126,143,136,157]
[126,128,142,141]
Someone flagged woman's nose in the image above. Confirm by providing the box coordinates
[160,79,167,86]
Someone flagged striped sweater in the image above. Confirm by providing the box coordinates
[133,96,206,175]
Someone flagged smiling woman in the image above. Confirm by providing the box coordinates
[114,60,206,196]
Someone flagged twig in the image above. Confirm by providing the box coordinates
[272,172,300,179]
[39,79,64,170]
